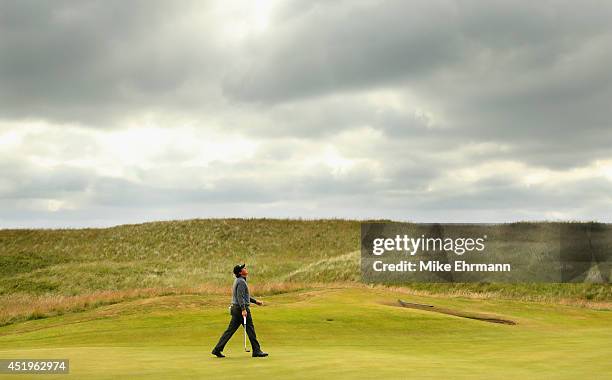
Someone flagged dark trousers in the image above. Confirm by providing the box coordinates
[213,305,261,353]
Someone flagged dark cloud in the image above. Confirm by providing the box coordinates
[221,0,612,167]
[0,158,603,227]
[224,0,612,102]
[417,176,612,216]
[1,0,612,227]
[0,158,93,200]
[233,93,435,138]
[223,0,464,103]
[0,0,223,124]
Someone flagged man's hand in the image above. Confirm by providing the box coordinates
[242,309,247,318]
[256,300,264,306]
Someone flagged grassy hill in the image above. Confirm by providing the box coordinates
[0,219,360,294]
[0,219,610,327]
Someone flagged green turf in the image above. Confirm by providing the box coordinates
[0,287,610,379]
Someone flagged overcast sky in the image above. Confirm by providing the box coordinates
[1,0,612,228]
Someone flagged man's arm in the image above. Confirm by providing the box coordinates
[235,281,248,310]
[250,296,263,306]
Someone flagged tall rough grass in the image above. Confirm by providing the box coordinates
[0,219,609,327]
[0,282,316,327]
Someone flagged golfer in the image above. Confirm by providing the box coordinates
[212,264,268,358]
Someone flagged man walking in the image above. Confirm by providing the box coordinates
[212,264,269,358]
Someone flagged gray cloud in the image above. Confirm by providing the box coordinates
[224,0,463,103]
[1,0,612,227]
[224,0,612,101]
[4,157,611,227]
[222,0,612,167]
[0,0,224,124]
[0,158,93,200]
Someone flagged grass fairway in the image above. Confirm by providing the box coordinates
[1,286,610,379]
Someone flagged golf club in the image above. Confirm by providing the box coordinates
[243,315,250,352]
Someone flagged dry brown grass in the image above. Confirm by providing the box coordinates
[0,281,327,327]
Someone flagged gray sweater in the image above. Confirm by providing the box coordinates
[231,276,258,310]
